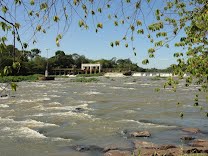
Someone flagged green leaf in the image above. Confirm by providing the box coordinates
[142,59,149,65]
[4,66,12,76]
[148,48,155,53]
[40,3,48,10]
[135,2,140,8]
[12,62,20,69]
[180,112,184,118]
[79,20,84,27]
[35,13,39,17]
[73,0,78,5]
[30,0,35,5]
[1,36,7,43]
[136,20,142,26]
[97,23,103,29]
[155,88,160,92]
[110,42,114,47]
[56,40,60,47]
[2,6,8,13]
[53,16,60,22]
[11,82,18,91]
[57,34,62,39]
[114,21,118,26]
[82,4,87,10]
[91,10,95,15]
[15,0,21,5]
[149,53,154,58]
[33,40,37,44]
[15,23,21,29]
[28,11,33,16]
[23,43,28,49]
[36,25,41,31]
[115,41,120,46]
[98,8,102,13]
[130,25,135,31]
[137,29,144,34]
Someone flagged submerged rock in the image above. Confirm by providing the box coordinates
[133,141,157,149]
[0,94,8,97]
[103,144,119,152]
[72,107,85,113]
[104,150,132,156]
[183,147,203,154]
[158,145,177,150]
[133,147,181,156]
[180,136,195,141]
[72,145,103,152]
[133,141,182,156]
[190,139,208,147]
[182,128,200,133]
[130,130,151,137]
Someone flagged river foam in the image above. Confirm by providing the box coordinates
[16,97,51,104]
[0,117,59,128]
[117,119,176,128]
[110,86,135,90]
[0,104,9,108]
[1,126,72,142]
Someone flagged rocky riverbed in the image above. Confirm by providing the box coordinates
[66,128,208,155]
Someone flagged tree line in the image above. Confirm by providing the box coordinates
[0,45,173,76]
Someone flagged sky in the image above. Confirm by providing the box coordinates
[29,24,179,69]
[1,0,186,69]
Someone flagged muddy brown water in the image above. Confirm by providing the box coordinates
[0,77,207,156]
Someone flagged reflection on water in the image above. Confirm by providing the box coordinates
[0,77,207,155]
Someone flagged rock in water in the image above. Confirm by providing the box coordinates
[104,150,132,156]
[180,136,195,141]
[130,130,151,137]
[190,139,208,147]
[182,128,200,133]
[133,141,157,149]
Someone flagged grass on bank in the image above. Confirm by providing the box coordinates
[76,73,104,77]
[70,77,99,82]
[0,74,42,83]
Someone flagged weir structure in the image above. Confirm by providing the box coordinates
[81,63,101,74]
[51,63,102,75]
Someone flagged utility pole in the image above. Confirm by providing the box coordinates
[45,48,50,77]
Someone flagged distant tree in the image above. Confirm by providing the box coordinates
[50,51,74,68]
[31,48,41,58]
[72,54,90,68]
[55,50,65,56]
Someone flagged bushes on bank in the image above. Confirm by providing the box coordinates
[70,77,99,82]
[0,74,42,83]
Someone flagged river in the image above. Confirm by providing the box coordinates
[0,77,207,156]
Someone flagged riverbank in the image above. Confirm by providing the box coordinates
[0,74,42,83]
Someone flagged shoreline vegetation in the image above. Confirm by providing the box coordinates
[0,74,102,83]
[0,74,41,83]
[0,73,169,83]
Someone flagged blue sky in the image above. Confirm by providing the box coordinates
[1,0,185,69]
[28,24,178,69]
